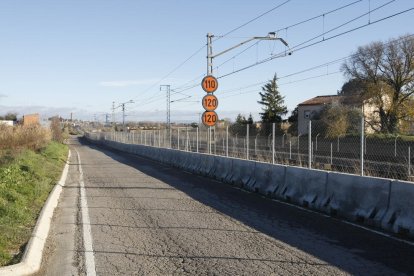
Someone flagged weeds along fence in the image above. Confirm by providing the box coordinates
[86,119,414,181]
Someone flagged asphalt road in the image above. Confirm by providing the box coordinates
[37,137,414,275]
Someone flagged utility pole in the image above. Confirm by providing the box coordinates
[115,100,133,132]
[160,85,171,146]
[207,33,214,75]
[112,101,116,126]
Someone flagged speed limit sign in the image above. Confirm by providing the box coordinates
[201,75,218,93]
[202,94,218,112]
[202,111,218,127]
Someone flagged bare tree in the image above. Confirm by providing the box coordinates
[341,34,414,133]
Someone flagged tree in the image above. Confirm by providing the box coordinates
[318,103,362,138]
[257,74,287,135]
[50,117,64,142]
[287,107,298,135]
[0,112,17,121]
[341,34,414,133]
[338,78,365,97]
[229,113,257,136]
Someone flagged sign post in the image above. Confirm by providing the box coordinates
[201,75,219,127]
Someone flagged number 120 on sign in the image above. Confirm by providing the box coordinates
[202,111,218,127]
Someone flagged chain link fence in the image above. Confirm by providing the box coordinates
[86,118,413,181]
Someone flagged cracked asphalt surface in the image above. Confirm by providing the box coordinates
[37,137,414,275]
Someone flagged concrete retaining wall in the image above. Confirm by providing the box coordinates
[84,134,414,238]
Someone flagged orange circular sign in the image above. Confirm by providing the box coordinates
[202,111,218,127]
[201,75,218,93]
[202,94,218,111]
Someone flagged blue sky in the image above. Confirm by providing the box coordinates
[0,0,413,123]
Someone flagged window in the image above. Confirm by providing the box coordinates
[304,110,311,119]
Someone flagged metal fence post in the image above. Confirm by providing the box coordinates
[177,129,180,150]
[337,137,340,152]
[186,127,189,151]
[213,126,216,155]
[394,135,399,157]
[330,142,333,165]
[315,133,320,151]
[272,123,275,164]
[361,116,364,176]
[289,139,292,160]
[226,125,229,157]
[409,146,411,177]
[196,127,199,153]
[246,124,249,160]
[308,120,312,169]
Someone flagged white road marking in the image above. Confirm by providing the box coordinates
[75,149,97,276]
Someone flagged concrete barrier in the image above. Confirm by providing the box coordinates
[229,158,255,188]
[85,134,414,238]
[382,180,414,236]
[253,162,286,198]
[326,172,390,225]
[281,167,328,209]
[198,154,215,176]
[210,156,233,183]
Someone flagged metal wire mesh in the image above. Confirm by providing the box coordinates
[85,118,414,181]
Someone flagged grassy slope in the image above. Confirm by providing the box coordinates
[0,142,68,266]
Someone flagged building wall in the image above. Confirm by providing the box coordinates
[0,120,14,126]
[298,105,324,134]
[22,114,40,126]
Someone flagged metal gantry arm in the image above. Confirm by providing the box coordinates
[207,32,290,76]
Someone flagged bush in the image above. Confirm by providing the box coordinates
[0,125,51,155]
[50,117,64,143]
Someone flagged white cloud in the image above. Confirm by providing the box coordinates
[99,79,159,87]
[0,94,7,98]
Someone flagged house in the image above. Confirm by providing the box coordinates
[297,95,377,134]
[22,113,40,126]
[0,120,14,126]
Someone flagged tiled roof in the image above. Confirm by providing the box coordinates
[298,95,361,106]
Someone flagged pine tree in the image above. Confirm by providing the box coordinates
[257,74,287,135]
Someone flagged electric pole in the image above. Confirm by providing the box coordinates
[122,101,134,132]
[112,101,115,126]
[160,85,171,147]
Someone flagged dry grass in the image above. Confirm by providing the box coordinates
[0,125,51,161]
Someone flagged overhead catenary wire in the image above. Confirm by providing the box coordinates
[217,3,412,80]
[170,0,379,94]
[125,2,413,116]
[134,30,414,113]
[125,0,292,110]
[128,0,366,107]
[213,0,292,42]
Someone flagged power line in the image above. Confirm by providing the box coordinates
[170,0,367,94]
[125,2,413,115]
[127,0,292,108]
[214,0,292,42]
[129,43,206,105]
[273,0,362,33]
[217,33,414,96]
[217,2,411,79]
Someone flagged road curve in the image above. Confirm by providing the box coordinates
[37,137,414,275]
